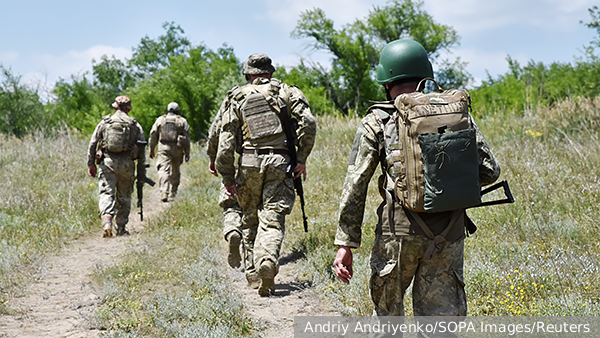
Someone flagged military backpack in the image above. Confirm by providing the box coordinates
[102,114,136,153]
[371,78,481,213]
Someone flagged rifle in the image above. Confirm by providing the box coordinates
[278,104,309,232]
[136,141,156,221]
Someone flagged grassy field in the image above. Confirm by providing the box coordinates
[1,96,600,336]
[0,131,98,313]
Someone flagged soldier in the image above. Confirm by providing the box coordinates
[215,53,316,296]
[207,98,244,269]
[149,102,191,202]
[333,40,501,318]
[87,95,147,237]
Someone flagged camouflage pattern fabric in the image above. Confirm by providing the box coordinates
[88,110,145,229]
[234,156,294,276]
[219,187,243,238]
[97,154,136,227]
[155,145,184,197]
[335,108,500,247]
[216,77,316,280]
[370,233,466,316]
[216,77,316,187]
[335,105,500,316]
[149,112,190,197]
[208,102,245,257]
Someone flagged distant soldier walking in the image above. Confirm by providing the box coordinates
[207,99,244,269]
[216,53,316,296]
[149,102,191,202]
[87,96,147,237]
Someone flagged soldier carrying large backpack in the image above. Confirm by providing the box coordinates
[87,96,147,237]
[333,39,502,318]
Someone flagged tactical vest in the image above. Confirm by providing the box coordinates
[101,113,137,153]
[160,114,179,143]
[230,79,287,149]
[370,79,481,214]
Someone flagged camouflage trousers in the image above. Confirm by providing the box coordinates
[369,233,466,317]
[156,145,184,197]
[98,155,135,227]
[235,154,295,278]
[219,187,243,238]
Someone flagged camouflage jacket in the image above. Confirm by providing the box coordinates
[334,107,501,248]
[215,77,317,187]
[206,99,229,163]
[149,112,191,155]
[87,110,146,168]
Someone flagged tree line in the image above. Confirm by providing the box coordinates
[1,1,599,138]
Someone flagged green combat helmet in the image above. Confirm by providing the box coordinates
[376,39,433,85]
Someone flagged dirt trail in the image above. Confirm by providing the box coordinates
[0,183,164,338]
[0,182,336,337]
[229,251,338,338]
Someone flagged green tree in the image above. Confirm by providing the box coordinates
[51,73,109,134]
[128,44,240,140]
[91,55,135,105]
[129,21,191,78]
[291,0,469,116]
[0,66,46,137]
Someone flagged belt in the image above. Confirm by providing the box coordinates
[242,148,289,155]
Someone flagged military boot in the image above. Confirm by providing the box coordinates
[226,231,242,269]
[101,216,113,238]
[257,260,276,297]
[246,273,260,289]
[161,192,169,202]
[116,225,130,236]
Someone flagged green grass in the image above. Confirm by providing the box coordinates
[0,130,98,313]
[3,96,600,336]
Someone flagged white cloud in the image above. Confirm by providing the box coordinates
[29,45,131,84]
[423,0,597,33]
[263,0,387,31]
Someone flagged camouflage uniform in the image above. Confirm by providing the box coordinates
[87,96,146,236]
[207,98,244,268]
[149,103,190,202]
[216,63,316,292]
[335,108,500,316]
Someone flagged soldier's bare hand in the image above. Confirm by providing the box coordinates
[293,163,307,180]
[225,184,238,200]
[149,150,155,159]
[88,165,97,178]
[185,153,190,162]
[334,245,353,284]
[209,161,218,177]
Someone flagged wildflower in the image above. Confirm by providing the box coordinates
[525,129,542,137]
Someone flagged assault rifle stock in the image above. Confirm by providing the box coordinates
[279,104,309,232]
[136,141,156,221]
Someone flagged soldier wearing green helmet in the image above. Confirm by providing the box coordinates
[333,39,501,319]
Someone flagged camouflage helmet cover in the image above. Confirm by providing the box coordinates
[243,53,276,75]
[112,95,131,109]
[167,102,180,113]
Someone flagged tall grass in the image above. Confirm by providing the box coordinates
[92,99,600,336]
[89,143,253,337]
[0,130,97,312]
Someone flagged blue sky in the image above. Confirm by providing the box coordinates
[0,0,597,93]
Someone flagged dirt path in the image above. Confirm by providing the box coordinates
[0,181,336,338]
[0,184,164,338]
[229,250,338,338]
